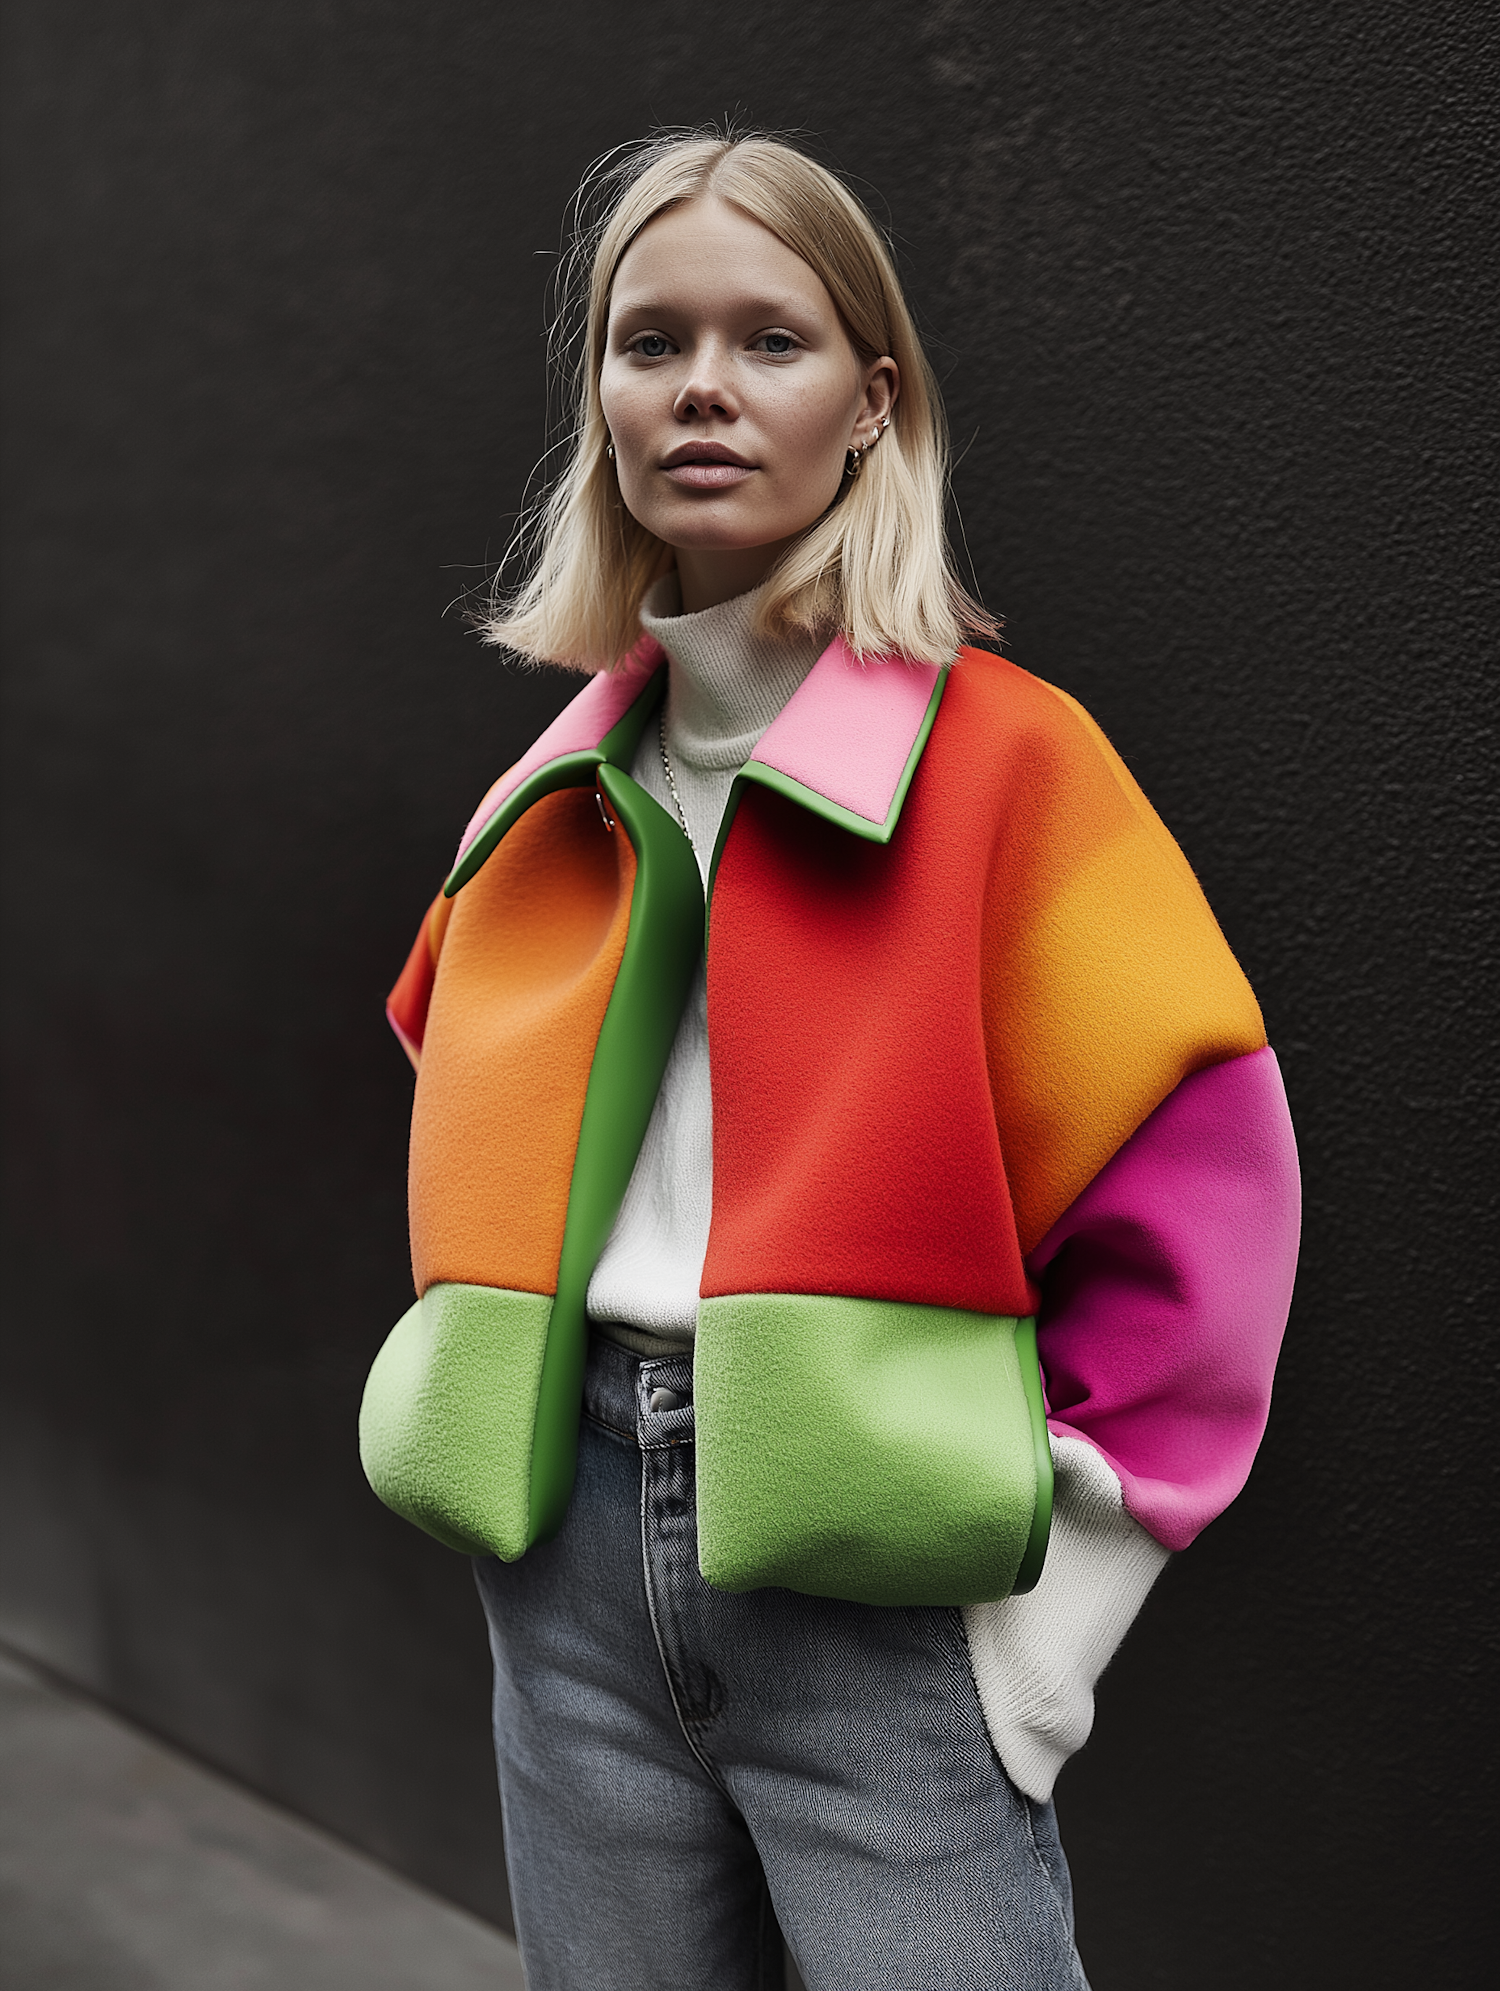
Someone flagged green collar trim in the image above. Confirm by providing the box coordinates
[443,671,667,897]
[447,656,947,900]
[704,664,948,906]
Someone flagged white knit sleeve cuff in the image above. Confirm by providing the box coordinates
[962,1435,1170,1802]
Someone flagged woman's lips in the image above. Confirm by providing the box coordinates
[661,460,756,489]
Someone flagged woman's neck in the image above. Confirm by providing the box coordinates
[672,538,800,614]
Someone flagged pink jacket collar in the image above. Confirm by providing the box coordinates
[454,634,949,872]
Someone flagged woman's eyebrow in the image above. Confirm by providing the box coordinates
[610,294,819,323]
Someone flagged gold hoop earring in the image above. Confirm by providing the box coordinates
[845,415,891,481]
[605,441,616,462]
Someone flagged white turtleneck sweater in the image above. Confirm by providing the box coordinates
[584,575,1169,1806]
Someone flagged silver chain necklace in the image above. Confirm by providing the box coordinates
[658,709,695,855]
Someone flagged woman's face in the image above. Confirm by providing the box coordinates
[600,195,898,611]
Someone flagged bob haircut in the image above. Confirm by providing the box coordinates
[483,130,997,670]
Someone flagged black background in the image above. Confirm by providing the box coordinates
[2,3,1495,1984]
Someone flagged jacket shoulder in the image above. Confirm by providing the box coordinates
[943,649,1267,1251]
[941,648,1168,832]
[948,647,1129,752]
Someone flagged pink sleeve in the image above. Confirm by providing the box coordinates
[1025,1044,1300,1552]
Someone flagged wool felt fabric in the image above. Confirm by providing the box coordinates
[751,632,945,828]
[360,1284,557,1557]
[406,788,636,1298]
[1030,1043,1300,1550]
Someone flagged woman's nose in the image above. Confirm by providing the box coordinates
[672,352,739,422]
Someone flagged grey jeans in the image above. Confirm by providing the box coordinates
[474,1333,1091,1991]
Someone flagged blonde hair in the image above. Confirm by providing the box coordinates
[482,130,996,670]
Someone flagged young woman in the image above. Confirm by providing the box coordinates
[361,131,1300,1991]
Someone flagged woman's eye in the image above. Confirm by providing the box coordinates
[632,334,673,358]
[756,332,797,356]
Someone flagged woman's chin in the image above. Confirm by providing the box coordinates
[644,506,821,560]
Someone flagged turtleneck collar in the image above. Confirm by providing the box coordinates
[640,573,827,772]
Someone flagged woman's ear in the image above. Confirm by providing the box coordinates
[850,357,900,447]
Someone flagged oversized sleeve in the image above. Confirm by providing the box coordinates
[1027,1044,1300,1550]
[973,665,1299,1547]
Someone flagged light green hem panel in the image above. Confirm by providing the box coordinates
[694,1294,1052,1607]
[358,1283,554,1559]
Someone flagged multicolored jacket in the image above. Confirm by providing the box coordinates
[360,638,1300,1607]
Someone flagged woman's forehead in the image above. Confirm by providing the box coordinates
[609,196,833,321]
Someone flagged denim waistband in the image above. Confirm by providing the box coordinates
[583,1330,696,1452]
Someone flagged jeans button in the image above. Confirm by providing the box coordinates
[648,1387,686,1413]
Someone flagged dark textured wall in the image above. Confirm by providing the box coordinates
[2,2,1494,1982]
